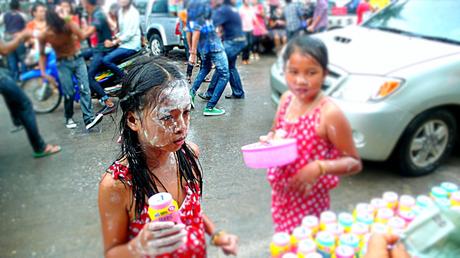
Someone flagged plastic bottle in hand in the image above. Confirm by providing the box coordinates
[148,192,181,223]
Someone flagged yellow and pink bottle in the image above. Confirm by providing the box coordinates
[440,182,458,197]
[291,226,313,252]
[339,233,360,255]
[320,211,337,231]
[338,212,353,233]
[270,232,292,258]
[302,216,320,235]
[334,245,355,258]
[451,191,460,207]
[383,192,399,210]
[297,239,317,258]
[147,192,181,223]
[315,231,336,258]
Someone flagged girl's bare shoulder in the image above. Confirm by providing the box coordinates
[321,97,346,120]
[100,159,131,194]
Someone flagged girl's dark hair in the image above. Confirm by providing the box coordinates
[118,56,203,218]
[46,8,69,34]
[282,35,329,72]
[59,0,74,14]
[31,2,46,16]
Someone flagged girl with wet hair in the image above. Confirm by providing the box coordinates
[260,35,362,233]
[98,57,238,257]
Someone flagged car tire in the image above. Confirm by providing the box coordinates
[398,109,457,177]
[149,34,164,56]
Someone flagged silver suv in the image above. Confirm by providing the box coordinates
[144,0,184,56]
[270,0,460,176]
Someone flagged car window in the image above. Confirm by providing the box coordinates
[134,0,148,15]
[151,0,168,14]
[363,0,460,45]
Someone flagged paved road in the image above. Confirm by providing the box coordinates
[0,53,459,258]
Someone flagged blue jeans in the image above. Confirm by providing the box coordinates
[207,39,246,98]
[7,43,26,80]
[191,50,229,109]
[88,50,109,102]
[0,69,45,152]
[101,48,137,79]
[57,57,94,124]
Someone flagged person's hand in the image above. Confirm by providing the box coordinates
[364,234,411,258]
[16,29,33,42]
[188,52,197,65]
[104,39,117,48]
[214,232,238,256]
[307,25,315,33]
[41,73,57,86]
[259,129,288,143]
[288,161,322,196]
[130,221,187,256]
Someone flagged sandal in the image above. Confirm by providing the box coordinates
[33,144,62,158]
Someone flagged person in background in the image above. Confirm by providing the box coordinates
[57,0,85,50]
[284,0,305,40]
[107,2,119,33]
[268,0,279,17]
[268,6,287,53]
[81,0,117,116]
[261,35,362,233]
[2,0,27,80]
[251,0,267,60]
[25,2,47,66]
[208,0,247,99]
[307,0,328,33]
[39,8,104,130]
[26,2,47,34]
[101,0,141,85]
[188,0,229,116]
[238,0,256,64]
[356,0,375,25]
[1,30,61,158]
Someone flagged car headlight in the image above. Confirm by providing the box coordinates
[331,75,404,102]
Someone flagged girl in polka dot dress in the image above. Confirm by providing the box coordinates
[98,57,238,257]
[261,35,362,233]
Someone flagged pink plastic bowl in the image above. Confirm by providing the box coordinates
[241,138,298,169]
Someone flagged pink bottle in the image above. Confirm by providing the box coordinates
[147,192,181,223]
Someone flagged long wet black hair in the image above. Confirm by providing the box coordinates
[45,8,69,34]
[117,57,203,218]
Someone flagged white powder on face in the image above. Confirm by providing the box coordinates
[157,81,190,119]
[145,80,191,147]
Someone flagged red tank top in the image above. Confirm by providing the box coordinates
[267,94,341,233]
[107,161,206,258]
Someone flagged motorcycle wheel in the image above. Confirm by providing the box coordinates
[22,77,62,114]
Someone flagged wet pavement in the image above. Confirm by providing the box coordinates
[1,53,459,258]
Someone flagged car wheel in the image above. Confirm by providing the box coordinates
[149,34,164,56]
[398,109,457,176]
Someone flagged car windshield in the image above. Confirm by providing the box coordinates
[363,0,460,45]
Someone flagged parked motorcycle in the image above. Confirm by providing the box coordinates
[20,48,144,114]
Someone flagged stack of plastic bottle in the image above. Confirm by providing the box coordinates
[269,182,460,258]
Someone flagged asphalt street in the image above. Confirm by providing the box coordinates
[1,53,459,258]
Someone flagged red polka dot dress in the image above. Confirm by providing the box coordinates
[267,94,341,233]
[107,162,206,258]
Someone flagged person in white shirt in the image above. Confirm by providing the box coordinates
[101,0,141,81]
